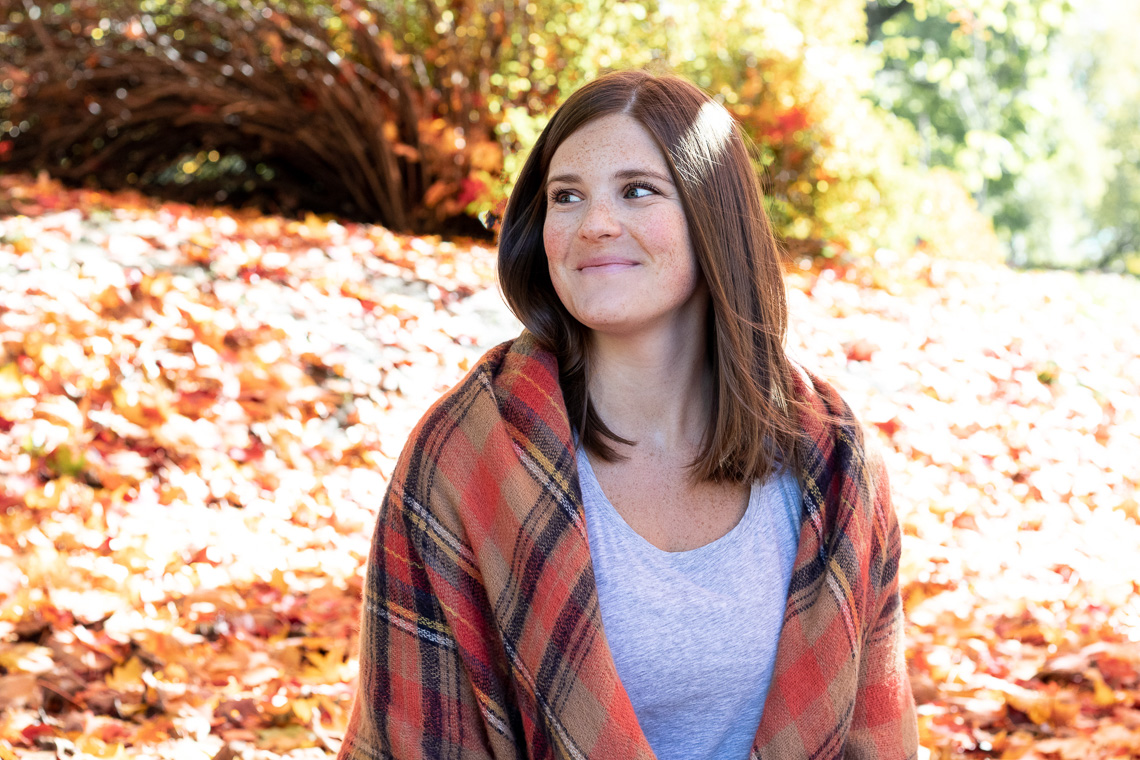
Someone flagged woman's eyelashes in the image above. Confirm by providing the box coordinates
[623,180,660,199]
[549,188,582,205]
[548,181,661,205]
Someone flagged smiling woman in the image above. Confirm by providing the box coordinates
[542,113,703,338]
[339,70,918,760]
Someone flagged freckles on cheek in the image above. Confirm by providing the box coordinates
[543,218,563,252]
[543,225,572,275]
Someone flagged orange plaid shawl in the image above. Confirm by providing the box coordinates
[338,332,918,759]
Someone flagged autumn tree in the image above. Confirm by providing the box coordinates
[0,0,507,232]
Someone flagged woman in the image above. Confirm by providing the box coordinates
[338,70,917,760]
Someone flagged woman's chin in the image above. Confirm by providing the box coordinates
[572,311,665,337]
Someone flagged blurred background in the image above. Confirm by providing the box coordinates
[3,0,1139,271]
[2,2,1140,759]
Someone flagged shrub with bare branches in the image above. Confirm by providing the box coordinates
[0,0,506,232]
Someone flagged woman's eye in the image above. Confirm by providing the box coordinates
[625,183,657,199]
[550,189,581,204]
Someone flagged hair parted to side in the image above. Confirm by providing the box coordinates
[498,69,817,485]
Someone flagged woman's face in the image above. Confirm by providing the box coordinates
[542,113,706,338]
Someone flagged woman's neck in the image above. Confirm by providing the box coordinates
[587,320,711,456]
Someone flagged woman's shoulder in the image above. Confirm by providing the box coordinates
[380,330,575,556]
[396,337,513,457]
[388,330,567,494]
[787,359,863,441]
[788,359,890,516]
[404,331,559,439]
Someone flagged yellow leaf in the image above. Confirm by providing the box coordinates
[74,737,127,760]
[292,696,316,724]
[469,141,503,173]
[0,644,54,675]
[188,230,214,248]
[270,567,289,592]
[1006,685,1078,727]
[303,212,330,236]
[162,663,189,682]
[980,675,1077,728]
[0,363,24,400]
[303,643,348,681]
[106,656,146,692]
[1003,685,1053,726]
[255,725,318,752]
[1087,669,1117,707]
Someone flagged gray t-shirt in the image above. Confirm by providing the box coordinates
[576,447,802,760]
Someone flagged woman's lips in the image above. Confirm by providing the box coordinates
[577,258,639,272]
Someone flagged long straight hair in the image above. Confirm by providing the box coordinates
[498,70,812,485]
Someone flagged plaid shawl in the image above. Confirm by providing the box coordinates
[338,331,918,760]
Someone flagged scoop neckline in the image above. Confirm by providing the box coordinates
[575,444,763,558]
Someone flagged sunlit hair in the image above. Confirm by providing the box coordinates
[498,69,812,484]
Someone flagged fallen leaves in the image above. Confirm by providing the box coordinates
[786,258,1140,758]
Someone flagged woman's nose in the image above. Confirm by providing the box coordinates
[578,198,621,240]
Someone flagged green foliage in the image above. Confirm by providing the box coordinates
[867,0,1140,270]
[46,444,87,479]
[989,0,1140,270]
[868,0,1069,233]
[1061,0,1140,271]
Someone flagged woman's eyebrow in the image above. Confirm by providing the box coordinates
[613,168,675,185]
[545,168,675,189]
[545,172,582,189]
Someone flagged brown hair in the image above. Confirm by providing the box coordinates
[498,69,810,485]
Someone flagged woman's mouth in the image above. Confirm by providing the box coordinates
[577,258,639,272]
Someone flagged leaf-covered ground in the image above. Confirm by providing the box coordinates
[1,172,1138,760]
